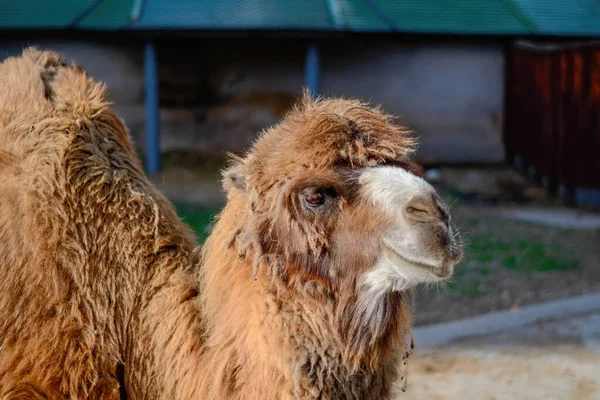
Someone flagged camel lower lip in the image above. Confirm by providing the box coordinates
[382,244,451,278]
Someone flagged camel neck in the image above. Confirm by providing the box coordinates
[242,278,412,399]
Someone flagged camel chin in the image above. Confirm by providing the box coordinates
[363,247,455,294]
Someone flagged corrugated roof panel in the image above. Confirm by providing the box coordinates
[130,0,333,30]
[329,0,385,30]
[78,0,135,29]
[0,0,98,28]
[0,0,599,36]
[332,0,533,34]
[513,0,600,36]
[0,0,133,30]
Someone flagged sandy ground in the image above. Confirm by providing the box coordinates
[403,311,600,399]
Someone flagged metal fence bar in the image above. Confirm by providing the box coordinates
[305,43,320,97]
[144,40,160,175]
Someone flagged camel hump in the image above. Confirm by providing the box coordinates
[0,47,111,138]
[0,47,52,133]
[0,47,118,166]
[22,47,112,118]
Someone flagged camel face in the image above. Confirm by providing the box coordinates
[255,161,462,293]
[224,95,462,296]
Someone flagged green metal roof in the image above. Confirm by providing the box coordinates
[124,0,539,34]
[0,0,134,30]
[131,0,332,30]
[328,0,535,34]
[78,0,136,29]
[513,0,600,36]
[0,0,599,37]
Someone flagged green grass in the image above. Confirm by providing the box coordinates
[468,235,579,273]
[175,203,222,242]
[445,221,581,298]
[447,279,487,297]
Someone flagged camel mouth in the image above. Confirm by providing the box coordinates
[381,242,454,280]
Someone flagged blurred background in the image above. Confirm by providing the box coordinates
[1,1,599,398]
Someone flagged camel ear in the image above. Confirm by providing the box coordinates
[222,153,247,192]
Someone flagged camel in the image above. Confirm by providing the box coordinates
[198,95,463,398]
[0,48,462,399]
[0,48,204,399]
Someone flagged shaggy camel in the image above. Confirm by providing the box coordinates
[0,49,203,398]
[199,97,463,398]
[0,48,462,399]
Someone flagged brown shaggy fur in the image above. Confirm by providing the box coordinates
[1,48,441,400]
[199,94,421,399]
[0,49,204,399]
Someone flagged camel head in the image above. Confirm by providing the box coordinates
[222,94,462,299]
[201,93,465,396]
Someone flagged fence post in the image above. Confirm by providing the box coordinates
[305,43,320,97]
[144,40,160,175]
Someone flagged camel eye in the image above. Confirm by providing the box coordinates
[299,185,337,211]
[304,192,325,208]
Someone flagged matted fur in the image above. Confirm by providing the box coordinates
[199,94,423,399]
[1,48,453,400]
[0,49,204,398]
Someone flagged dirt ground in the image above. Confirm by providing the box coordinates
[405,347,599,399]
[403,311,600,400]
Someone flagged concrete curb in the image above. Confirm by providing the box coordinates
[497,207,600,229]
[413,293,600,348]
